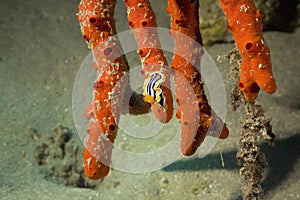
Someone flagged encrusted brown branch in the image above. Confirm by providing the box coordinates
[220,46,275,200]
[237,101,275,200]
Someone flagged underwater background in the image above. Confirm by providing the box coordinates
[0,0,299,199]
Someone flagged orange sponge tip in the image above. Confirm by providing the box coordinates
[83,149,110,179]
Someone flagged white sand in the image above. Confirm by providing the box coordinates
[0,0,299,199]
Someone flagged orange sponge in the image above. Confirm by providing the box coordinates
[219,0,276,101]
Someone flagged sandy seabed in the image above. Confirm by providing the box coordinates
[0,0,299,199]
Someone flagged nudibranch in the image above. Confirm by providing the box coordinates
[143,72,168,111]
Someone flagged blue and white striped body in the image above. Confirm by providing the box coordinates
[143,72,167,110]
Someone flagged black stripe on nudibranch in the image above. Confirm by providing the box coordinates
[143,71,167,110]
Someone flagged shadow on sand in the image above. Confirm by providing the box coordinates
[163,133,300,199]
